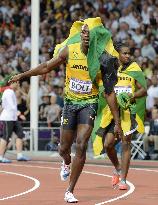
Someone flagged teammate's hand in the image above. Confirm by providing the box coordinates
[127,93,135,103]
[8,74,22,84]
[114,123,123,139]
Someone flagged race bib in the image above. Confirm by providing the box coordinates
[114,86,132,95]
[69,78,92,94]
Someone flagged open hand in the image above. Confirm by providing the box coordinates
[8,74,22,84]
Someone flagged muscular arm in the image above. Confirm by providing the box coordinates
[100,51,120,124]
[130,81,147,102]
[9,46,68,82]
[134,81,147,98]
[104,91,120,125]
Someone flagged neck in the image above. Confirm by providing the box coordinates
[119,60,122,66]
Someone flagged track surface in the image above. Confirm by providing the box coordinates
[0,160,158,205]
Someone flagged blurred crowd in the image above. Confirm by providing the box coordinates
[0,0,158,131]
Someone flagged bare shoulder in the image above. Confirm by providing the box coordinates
[47,46,68,69]
[58,45,68,60]
[52,45,68,61]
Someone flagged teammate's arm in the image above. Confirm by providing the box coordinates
[129,81,147,103]
[100,51,122,135]
[9,46,68,83]
[104,91,121,130]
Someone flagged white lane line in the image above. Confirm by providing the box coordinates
[86,164,158,173]
[2,163,158,173]
[95,181,135,205]
[0,164,135,204]
[0,170,40,200]
[131,167,158,173]
[84,171,135,205]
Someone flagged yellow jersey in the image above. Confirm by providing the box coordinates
[64,43,101,104]
[115,66,137,135]
[114,66,136,96]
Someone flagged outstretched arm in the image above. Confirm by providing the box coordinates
[9,46,68,83]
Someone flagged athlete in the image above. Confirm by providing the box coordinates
[9,22,122,202]
[96,42,147,190]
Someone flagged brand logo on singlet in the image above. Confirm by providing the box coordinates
[71,64,88,71]
[73,52,78,59]
[69,78,92,94]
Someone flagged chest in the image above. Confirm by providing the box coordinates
[114,72,135,95]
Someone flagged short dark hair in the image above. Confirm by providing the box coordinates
[114,41,129,52]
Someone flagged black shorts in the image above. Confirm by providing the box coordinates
[0,121,24,141]
[61,103,98,130]
[96,120,115,138]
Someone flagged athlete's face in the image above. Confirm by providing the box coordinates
[80,24,89,47]
[119,47,131,64]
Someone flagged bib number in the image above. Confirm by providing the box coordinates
[69,78,92,94]
[114,86,132,95]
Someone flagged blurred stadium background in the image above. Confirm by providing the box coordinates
[0,0,158,160]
